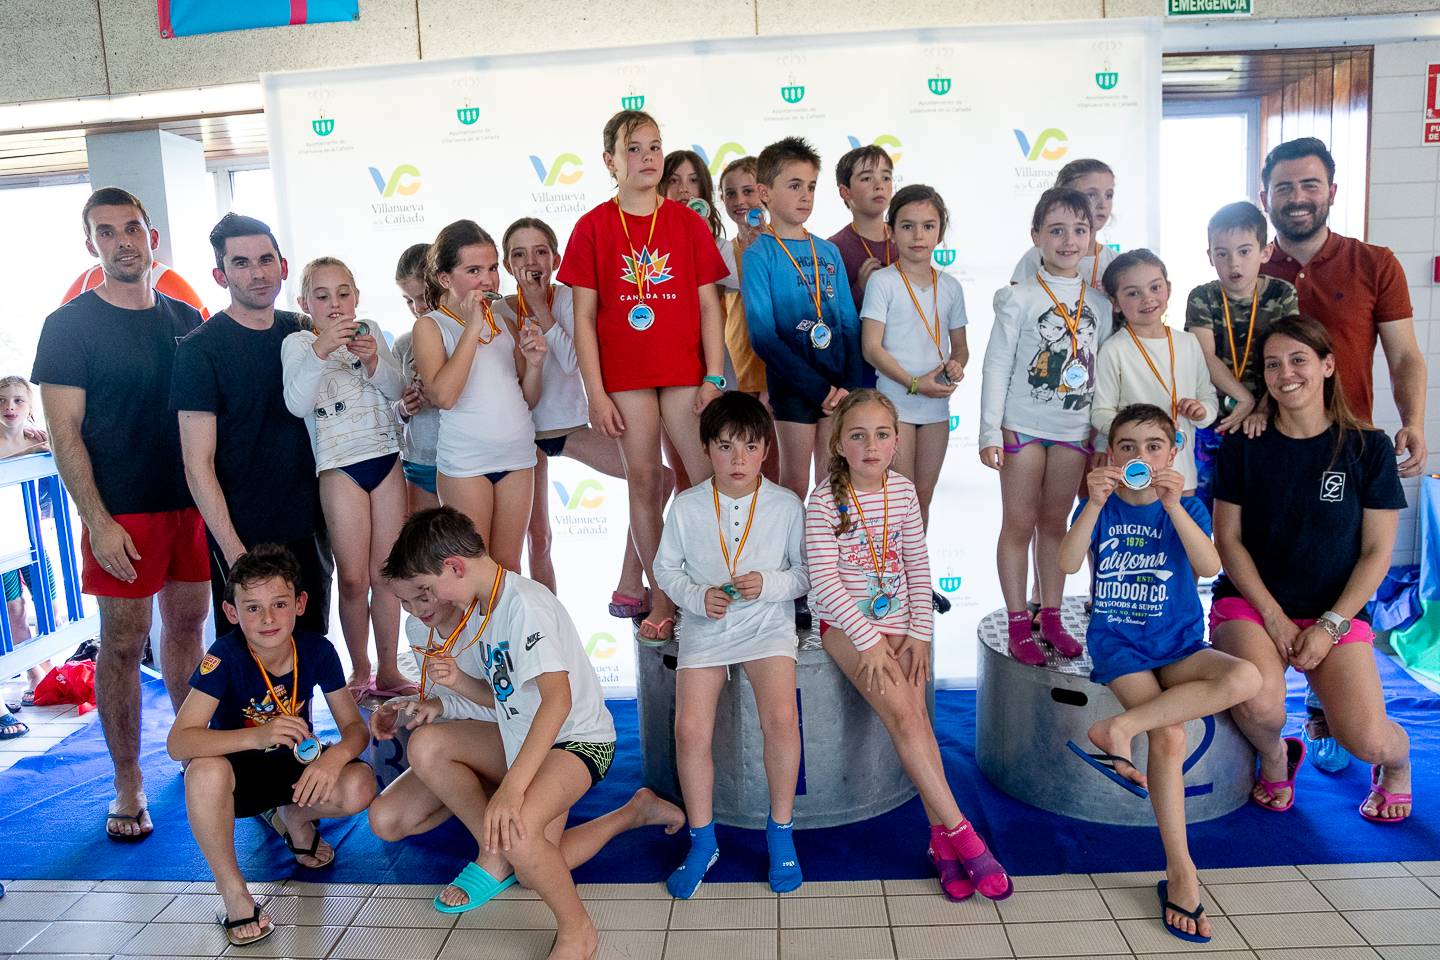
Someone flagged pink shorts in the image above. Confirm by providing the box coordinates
[1209,596,1374,646]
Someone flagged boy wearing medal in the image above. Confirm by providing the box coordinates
[1182,201,1299,509]
[827,143,897,311]
[380,507,618,960]
[653,391,809,898]
[742,136,865,504]
[168,544,375,948]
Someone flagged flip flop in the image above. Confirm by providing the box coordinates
[105,794,152,842]
[369,681,421,699]
[0,712,28,741]
[261,808,336,868]
[433,861,517,914]
[1251,736,1305,813]
[637,616,674,648]
[346,678,374,703]
[1066,741,1149,799]
[608,588,652,619]
[1157,880,1212,943]
[1360,764,1412,824]
[20,690,35,709]
[219,906,274,947]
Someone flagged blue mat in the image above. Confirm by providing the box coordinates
[2,653,1436,884]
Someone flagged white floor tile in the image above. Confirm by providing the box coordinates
[1344,909,1440,946]
[585,899,672,931]
[1010,874,1095,892]
[327,924,448,959]
[1228,912,1369,949]
[1400,862,1440,877]
[1207,880,1334,915]
[1255,948,1380,959]
[57,892,176,923]
[1297,863,1409,881]
[779,896,888,928]
[996,889,1111,923]
[779,880,884,898]
[1005,917,1128,957]
[596,929,666,960]
[663,929,778,960]
[0,921,49,953]
[1090,870,1167,889]
[1314,878,1440,912]
[0,893,85,922]
[439,928,553,960]
[885,894,999,926]
[1196,867,1307,885]
[891,924,1012,960]
[1100,883,1223,920]
[216,922,341,958]
[18,921,141,954]
[1119,915,1247,953]
[780,926,895,959]
[349,896,452,928]
[110,920,227,957]
[670,898,778,930]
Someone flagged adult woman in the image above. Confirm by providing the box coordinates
[1211,316,1411,822]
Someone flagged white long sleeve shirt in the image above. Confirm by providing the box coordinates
[281,326,406,473]
[979,271,1114,451]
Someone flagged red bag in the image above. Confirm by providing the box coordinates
[31,660,97,715]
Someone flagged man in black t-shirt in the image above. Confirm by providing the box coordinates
[171,214,333,638]
[31,187,210,841]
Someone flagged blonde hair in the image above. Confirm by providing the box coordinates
[0,376,33,396]
[299,256,357,300]
[825,388,900,536]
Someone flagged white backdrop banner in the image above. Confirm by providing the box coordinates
[262,18,1161,694]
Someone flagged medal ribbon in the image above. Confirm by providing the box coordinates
[515,285,555,323]
[850,223,893,267]
[413,566,505,698]
[712,478,761,581]
[1123,323,1179,426]
[844,475,890,587]
[1034,272,1086,360]
[616,197,662,307]
[249,636,300,719]
[1220,284,1260,382]
[766,227,824,325]
[1089,242,1102,290]
[899,266,945,363]
[439,301,500,344]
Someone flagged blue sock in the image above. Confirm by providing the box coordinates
[766,816,803,893]
[666,822,718,899]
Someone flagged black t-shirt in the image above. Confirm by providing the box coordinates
[1213,424,1406,618]
[30,291,203,515]
[189,629,344,731]
[170,310,320,546]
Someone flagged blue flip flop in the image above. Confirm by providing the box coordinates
[1157,880,1212,944]
[433,862,517,914]
[1065,740,1148,799]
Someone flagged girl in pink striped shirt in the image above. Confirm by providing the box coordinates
[805,389,1011,903]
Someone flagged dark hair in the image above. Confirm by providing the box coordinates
[1258,315,1369,464]
[424,219,497,309]
[602,109,659,156]
[662,150,722,239]
[225,543,303,604]
[209,213,282,271]
[834,144,892,192]
[700,390,773,447]
[1100,248,1168,300]
[395,243,430,283]
[757,136,821,188]
[886,184,949,240]
[1030,186,1093,233]
[1261,137,1335,188]
[1109,403,1177,446]
[1054,158,1113,188]
[1207,201,1268,247]
[81,187,151,237]
[502,217,560,258]
[383,506,487,581]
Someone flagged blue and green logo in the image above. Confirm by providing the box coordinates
[586,632,617,660]
[312,113,334,137]
[928,76,951,96]
[932,247,957,268]
[781,84,805,104]
[845,134,902,165]
[368,164,421,197]
[529,153,584,186]
[457,103,480,125]
[553,478,604,510]
[948,415,961,432]
[1095,68,1119,91]
[1013,127,1068,162]
[692,142,749,175]
[621,94,645,110]
[938,575,962,593]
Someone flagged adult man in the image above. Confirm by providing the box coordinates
[171,214,332,637]
[1260,137,1427,476]
[32,187,210,840]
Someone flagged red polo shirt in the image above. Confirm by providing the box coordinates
[1260,231,1412,422]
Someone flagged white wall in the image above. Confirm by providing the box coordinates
[1368,39,1440,566]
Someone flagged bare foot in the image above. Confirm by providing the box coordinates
[630,787,686,834]
[1163,870,1211,940]
[1252,741,1293,810]
[1087,717,1147,789]
[219,887,271,943]
[374,670,417,694]
[107,791,153,839]
[640,595,678,642]
[1362,763,1412,820]
[347,667,373,688]
[548,922,600,960]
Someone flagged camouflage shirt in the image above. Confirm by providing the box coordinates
[1183,276,1298,398]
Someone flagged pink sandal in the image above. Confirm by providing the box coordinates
[638,617,674,648]
[608,589,653,620]
[1251,736,1305,813]
[1359,765,1412,824]
[927,826,975,902]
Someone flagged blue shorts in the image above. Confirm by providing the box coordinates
[402,460,437,495]
[1088,633,1209,685]
[768,385,826,425]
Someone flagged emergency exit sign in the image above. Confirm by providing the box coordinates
[1168,0,1252,15]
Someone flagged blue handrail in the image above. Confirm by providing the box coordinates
[0,453,84,656]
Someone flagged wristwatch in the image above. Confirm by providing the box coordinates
[1317,610,1351,643]
[701,375,727,390]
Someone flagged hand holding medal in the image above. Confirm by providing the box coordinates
[1035,272,1090,392]
[711,477,761,607]
[248,637,322,765]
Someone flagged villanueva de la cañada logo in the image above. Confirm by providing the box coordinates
[456,99,480,126]
[367,164,424,227]
[552,478,610,539]
[846,134,903,167]
[312,110,334,137]
[529,152,587,214]
[1012,127,1070,192]
[692,142,749,176]
[1095,60,1120,91]
[932,247,957,268]
[928,72,952,97]
[781,78,805,104]
[530,153,584,187]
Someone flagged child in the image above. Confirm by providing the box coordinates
[859,184,968,524]
[662,149,726,242]
[654,392,808,897]
[557,109,728,643]
[980,187,1114,665]
[718,157,770,397]
[412,219,548,573]
[500,217,655,611]
[1010,158,1117,290]
[168,544,376,947]
[392,243,442,515]
[1060,404,1259,944]
[1183,201,1299,508]
[380,506,619,960]
[1093,250,1218,494]
[743,136,865,504]
[369,535,685,913]
[827,143,897,311]
[283,257,411,698]
[807,389,1011,902]
[1,376,54,733]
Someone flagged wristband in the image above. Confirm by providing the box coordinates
[702,375,727,390]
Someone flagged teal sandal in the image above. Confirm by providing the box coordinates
[433,861,517,914]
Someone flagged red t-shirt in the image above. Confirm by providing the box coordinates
[1260,231,1412,422]
[559,198,729,393]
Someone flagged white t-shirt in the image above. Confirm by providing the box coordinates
[1009,244,1117,291]
[403,611,497,723]
[410,573,614,767]
[859,265,968,425]
[509,288,588,436]
[280,325,405,473]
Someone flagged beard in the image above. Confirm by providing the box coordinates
[1273,199,1330,243]
[229,283,279,311]
[104,249,151,284]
